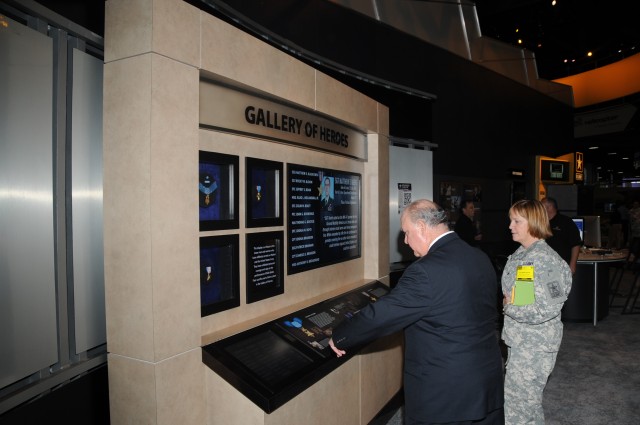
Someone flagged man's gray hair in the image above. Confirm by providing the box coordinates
[402,199,448,227]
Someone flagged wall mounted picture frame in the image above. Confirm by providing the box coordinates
[199,150,239,231]
[439,181,462,213]
[245,157,283,228]
[200,234,240,316]
[245,231,284,304]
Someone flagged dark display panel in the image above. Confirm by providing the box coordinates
[287,164,361,274]
[199,151,239,231]
[276,283,388,356]
[202,280,389,413]
[200,234,240,316]
[245,157,283,228]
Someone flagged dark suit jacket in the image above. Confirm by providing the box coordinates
[332,232,503,424]
[454,213,477,246]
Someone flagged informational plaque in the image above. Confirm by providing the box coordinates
[246,231,284,303]
[287,164,361,274]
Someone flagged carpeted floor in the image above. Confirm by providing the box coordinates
[543,283,640,424]
[375,268,640,425]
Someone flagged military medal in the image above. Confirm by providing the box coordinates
[256,185,262,201]
[206,266,212,282]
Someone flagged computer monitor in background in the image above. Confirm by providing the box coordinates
[583,215,602,248]
[572,217,584,243]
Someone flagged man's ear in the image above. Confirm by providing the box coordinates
[417,220,427,235]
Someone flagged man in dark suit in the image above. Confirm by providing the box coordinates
[329,199,504,425]
[455,200,482,246]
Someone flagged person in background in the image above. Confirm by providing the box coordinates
[541,197,582,274]
[329,199,504,425]
[502,199,572,425]
[455,200,482,246]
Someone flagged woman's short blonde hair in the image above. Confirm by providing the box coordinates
[509,199,552,239]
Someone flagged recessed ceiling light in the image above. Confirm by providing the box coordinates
[588,146,599,149]
[608,152,617,155]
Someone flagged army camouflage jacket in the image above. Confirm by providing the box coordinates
[501,239,572,352]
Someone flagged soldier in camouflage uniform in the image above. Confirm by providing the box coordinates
[501,199,572,425]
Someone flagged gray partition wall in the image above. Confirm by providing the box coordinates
[71,48,105,355]
[0,4,105,414]
[0,15,58,390]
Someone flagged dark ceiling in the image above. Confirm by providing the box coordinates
[473,0,640,184]
[35,0,640,183]
[473,0,640,81]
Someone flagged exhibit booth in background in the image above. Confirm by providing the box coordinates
[103,0,400,424]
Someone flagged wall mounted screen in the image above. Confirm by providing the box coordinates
[540,159,571,183]
[287,164,361,274]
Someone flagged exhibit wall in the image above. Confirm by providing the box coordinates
[388,145,434,263]
[103,0,394,424]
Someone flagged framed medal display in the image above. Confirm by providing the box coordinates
[245,157,283,228]
[245,231,284,304]
[199,151,239,231]
[200,234,240,316]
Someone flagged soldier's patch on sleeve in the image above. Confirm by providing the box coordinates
[544,280,565,303]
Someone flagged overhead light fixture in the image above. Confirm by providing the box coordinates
[588,146,599,149]
[551,0,557,6]
[608,152,618,155]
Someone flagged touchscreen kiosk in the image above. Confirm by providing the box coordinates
[202,280,389,413]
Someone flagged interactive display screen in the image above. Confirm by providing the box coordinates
[572,217,584,242]
[201,280,389,413]
[287,164,361,274]
[276,282,389,357]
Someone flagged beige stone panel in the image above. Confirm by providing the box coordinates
[205,368,265,425]
[378,102,390,137]
[108,353,157,424]
[200,13,316,110]
[104,55,155,360]
[359,334,404,423]
[315,71,379,133]
[149,54,201,361]
[156,349,206,425]
[153,0,200,67]
[264,356,360,425]
[105,0,153,63]
[363,132,390,279]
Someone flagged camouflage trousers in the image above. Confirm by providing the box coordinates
[504,347,557,425]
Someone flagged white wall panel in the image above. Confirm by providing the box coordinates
[388,145,433,263]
